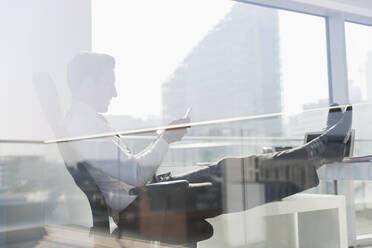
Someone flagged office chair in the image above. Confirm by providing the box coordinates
[33,73,111,234]
[33,73,216,247]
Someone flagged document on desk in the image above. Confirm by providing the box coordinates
[321,155,372,181]
[342,155,372,163]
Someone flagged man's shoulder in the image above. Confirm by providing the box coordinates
[61,109,106,138]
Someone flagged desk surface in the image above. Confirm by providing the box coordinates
[319,156,372,180]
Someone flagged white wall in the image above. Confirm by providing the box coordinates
[0,0,91,140]
[0,1,94,228]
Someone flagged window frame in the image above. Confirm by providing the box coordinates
[235,0,372,246]
[236,0,372,105]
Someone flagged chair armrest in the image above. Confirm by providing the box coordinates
[129,179,219,218]
[129,180,189,196]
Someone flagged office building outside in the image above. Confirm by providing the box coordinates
[162,4,282,138]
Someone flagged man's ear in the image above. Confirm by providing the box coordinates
[81,75,94,88]
[77,76,97,102]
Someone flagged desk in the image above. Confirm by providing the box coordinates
[200,194,347,248]
[318,156,372,247]
[319,156,372,181]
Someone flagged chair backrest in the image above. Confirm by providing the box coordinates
[33,73,110,233]
[59,143,110,233]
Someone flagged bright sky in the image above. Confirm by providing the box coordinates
[278,10,329,113]
[92,0,341,118]
[92,0,234,118]
[345,22,372,101]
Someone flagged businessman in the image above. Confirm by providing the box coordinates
[56,52,352,244]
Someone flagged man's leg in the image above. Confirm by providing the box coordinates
[170,105,352,212]
[116,104,352,242]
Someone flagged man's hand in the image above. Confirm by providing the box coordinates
[161,117,190,144]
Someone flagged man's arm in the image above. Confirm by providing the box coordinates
[67,118,189,187]
[113,135,169,186]
[114,117,189,186]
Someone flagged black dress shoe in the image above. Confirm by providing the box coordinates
[255,105,352,190]
[306,105,352,163]
[326,103,343,128]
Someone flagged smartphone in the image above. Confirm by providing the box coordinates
[157,107,192,135]
[184,107,192,119]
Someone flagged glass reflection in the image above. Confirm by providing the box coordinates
[0,1,361,247]
[28,52,353,246]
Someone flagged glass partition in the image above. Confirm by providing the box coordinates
[1,103,353,247]
[0,142,94,246]
[1,0,359,247]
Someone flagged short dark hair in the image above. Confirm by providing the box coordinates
[67,52,115,96]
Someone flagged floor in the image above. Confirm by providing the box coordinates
[2,225,189,248]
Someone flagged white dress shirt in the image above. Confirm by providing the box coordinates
[61,100,169,212]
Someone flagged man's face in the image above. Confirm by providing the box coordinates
[90,68,117,113]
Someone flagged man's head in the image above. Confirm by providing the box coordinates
[67,52,117,113]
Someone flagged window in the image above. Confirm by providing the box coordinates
[1,1,348,247]
[345,21,372,239]
[93,0,330,152]
[345,22,372,157]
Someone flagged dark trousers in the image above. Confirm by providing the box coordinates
[116,153,320,243]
